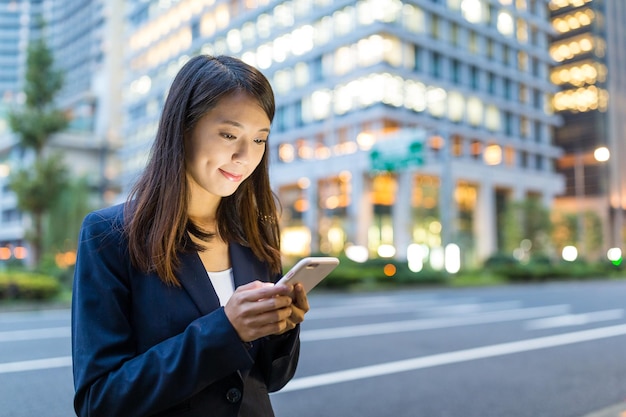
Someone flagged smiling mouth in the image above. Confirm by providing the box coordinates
[219,169,243,182]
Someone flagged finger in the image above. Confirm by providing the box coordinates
[293,284,310,313]
[237,283,293,303]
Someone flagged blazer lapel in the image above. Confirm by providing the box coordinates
[176,242,270,316]
[230,242,269,288]
[177,250,220,316]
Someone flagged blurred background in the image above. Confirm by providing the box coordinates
[0,0,625,287]
[1,2,626,417]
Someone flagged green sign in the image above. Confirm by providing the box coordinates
[369,130,426,172]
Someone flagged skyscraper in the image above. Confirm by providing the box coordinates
[122,0,564,269]
[549,0,626,258]
[0,0,123,265]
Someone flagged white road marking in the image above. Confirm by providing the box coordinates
[0,356,72,374]
[307,300,521,320]
[525,309,624,330]
[301,305,570,341]
[278,324,626,393]
[0,309,70,323]
[0,327,71,342]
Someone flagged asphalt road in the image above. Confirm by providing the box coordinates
[1,280,625,417]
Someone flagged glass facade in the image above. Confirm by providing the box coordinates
[121,0,565,267]
[550,0,626,254]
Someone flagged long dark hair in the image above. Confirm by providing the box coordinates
[124,55,281,286]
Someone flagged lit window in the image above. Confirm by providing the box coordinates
[383,35,402,67]
[274,69,293,95]
[294,62,310,87]
[314,16,333,46]
[517,19,527,43]
[274,2,294,27]
[292,25,314,56]
[256,13,272,38]
[215,4,229,29]
[273,35,289,63]
[467,96,483,126]
[279,143,295,162]
[485,105,501,131]
[226,29,242,53]
[241,22,256,44]
[201,13,216,37]
[447,92,465,122]
[333,7,355,36]
[461,0,486,24]
[405,80,427,112]
[382,74,405,107]
[402,4,425,34]
[426,87,447,118]
[310,89,332,120]
[497,10,514,36]
[256,44,272,69]
[334,46,355,75]
[357,0,374,25]
[357,35,384,67]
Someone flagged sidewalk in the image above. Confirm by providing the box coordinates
[581,402,626,417]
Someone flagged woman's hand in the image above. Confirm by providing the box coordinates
[224,281,295,342]
[275,283,309,336]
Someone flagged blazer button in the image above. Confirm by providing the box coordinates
[225,387,242,404]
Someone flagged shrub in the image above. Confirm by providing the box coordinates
[0,271,61,300]
[289,255,448,290]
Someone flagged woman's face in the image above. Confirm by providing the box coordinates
[185,91,270,201]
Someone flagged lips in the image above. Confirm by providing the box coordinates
[219,168,243,182]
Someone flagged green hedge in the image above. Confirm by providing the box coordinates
[483,254,625,282]
[0,271,61,300]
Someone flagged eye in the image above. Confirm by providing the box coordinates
[221,133,236,140]
[254,138,268,145]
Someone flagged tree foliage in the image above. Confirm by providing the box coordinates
[7,34,69,268]
[501,197,553,256]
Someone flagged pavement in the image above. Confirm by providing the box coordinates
[0,300,624,417]
[581,403,626,417]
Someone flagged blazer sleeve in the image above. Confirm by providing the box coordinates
[71,209,255,417]
[259,326,301,392]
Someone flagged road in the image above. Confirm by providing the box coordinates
[1,280,625,417]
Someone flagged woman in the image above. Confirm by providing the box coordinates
[71,55,308,417]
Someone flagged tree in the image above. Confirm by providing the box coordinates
[7,35,69,268]
[501,197,553,259]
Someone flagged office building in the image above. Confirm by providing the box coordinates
[124,0,564,268]
[0,0,123,264]
[549,0,626,258]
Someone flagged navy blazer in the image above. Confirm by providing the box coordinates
[71,204,300,417]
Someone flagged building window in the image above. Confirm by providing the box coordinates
[487,72,496,94]
[414,45,423,71]
[504,111,513,136]
[469,31,478,54]
[470,66,479,90]
[487,38,494,59]
[450,22,459,47]
[431,52,441,77]
[503,78,511,100]
[431,14,440,40]
[451,59,461,84]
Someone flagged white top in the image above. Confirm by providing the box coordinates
[207,268,235,306]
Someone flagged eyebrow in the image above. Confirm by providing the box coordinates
[220,119,270,133]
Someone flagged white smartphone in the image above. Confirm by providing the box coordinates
[276,257,340,293]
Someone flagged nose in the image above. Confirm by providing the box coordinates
[232,141,250,165]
